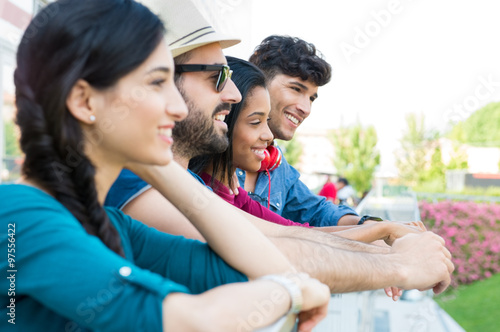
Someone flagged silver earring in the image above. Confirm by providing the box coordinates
[89,115,96,122]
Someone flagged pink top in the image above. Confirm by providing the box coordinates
[201,173,311,228]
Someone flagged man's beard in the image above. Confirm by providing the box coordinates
[173,96,230,159]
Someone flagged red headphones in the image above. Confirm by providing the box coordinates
[258,145,282,172]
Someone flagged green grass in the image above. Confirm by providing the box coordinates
[436,273,500,332]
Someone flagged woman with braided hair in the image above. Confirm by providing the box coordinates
[0,0,330,331]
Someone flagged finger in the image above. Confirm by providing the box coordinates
[417,221,427,231]
[392,287,401,301]
[298,306,328,332]
[384,287,393,298]
[432,232,446,245]
[445,257,455,274]
[442,246,452,260]
[412,222,426,232]
[395,288,403,301]
[231,172,240,196]
[433,276,451,294]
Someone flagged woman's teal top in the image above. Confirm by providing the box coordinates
[0,184,247,331]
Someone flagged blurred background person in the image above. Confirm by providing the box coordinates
[336,177,357,206]
[318,175,337,203]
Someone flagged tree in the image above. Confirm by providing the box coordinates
[449,102,500,147]
[4,119,22,157]
[395,113,436,187]
[446,143,468,170]
[328,122,380,196]
[276,137,302,168]
[421,145,446,190]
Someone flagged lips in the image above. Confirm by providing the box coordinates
[214,114,226,121]
[251,147,267,161]
[285,112,300,125]
[213,103,232,122]
[158,124,174,144]
[158,127,172,137]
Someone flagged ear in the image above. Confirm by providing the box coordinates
[66,79,96,125]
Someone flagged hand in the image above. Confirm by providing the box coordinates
[382,222,424,246]
[124,161,164,183]
[229,171,240,196]
[384,287,403,301]
[288,274,330,332]
[124,161,180,190]
[402,220,427,231]
[297,304,329,332]
[390,232,454,294]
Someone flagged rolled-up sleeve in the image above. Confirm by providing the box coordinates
[281,166,358,226]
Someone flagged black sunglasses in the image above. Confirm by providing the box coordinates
[175,64,233,92]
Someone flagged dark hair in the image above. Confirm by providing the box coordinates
[338,177,349,186]
[15,0,165,256]
[189,56,267,190]
[249,35,332,87]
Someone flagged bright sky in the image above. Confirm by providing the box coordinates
[221,0,500,173]
[7,0,500,173]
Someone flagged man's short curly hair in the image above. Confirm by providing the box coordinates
[249,35,332,87]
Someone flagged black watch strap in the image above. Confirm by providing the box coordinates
[357,215,384,225]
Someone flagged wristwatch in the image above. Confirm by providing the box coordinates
[259,275,303,314]
[357,215,384,225]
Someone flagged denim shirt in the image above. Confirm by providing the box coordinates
[236,148,358,227]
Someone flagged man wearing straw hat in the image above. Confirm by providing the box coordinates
[106,0,453,296]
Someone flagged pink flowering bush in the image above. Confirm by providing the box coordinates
[419,200,500,288]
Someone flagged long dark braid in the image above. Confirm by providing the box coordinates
[15,0,165,256]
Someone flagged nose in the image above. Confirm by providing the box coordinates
[261,123,274,143]
[166,85,188,121]
[221,78,242,104]
[297,96,312,118]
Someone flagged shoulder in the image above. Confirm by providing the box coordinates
[0,184,99,250]
[105,169,151,209]
[268,153,300,183]
[0,184,73,220]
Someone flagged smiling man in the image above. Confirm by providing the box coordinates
[171,44,241,168]
[238,35,362,226]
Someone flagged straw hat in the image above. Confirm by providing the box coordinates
[139,0,241,57]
